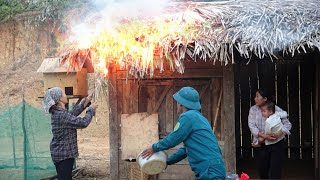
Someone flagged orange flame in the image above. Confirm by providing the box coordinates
[60,7,217,77]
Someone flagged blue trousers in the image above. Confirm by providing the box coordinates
[54,158,74,180]
[195,163,226,180]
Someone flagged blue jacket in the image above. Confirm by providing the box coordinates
[152,110,226,179]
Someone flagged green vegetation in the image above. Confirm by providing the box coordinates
[0,0,89,22]
[0,0,25,21]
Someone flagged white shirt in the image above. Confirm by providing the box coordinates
[264,111,287,145]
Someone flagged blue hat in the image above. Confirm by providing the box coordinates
[173,86,201,110]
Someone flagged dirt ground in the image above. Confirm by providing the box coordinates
[75,137,110,179]
[0,18,111,179]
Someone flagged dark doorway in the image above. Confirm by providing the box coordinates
[234,50,318,179]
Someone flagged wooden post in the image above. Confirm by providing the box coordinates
[222,64,236,172]
[108,65,119,179]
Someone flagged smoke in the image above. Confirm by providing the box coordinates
[91,0,169,18]
[66,0,171,48]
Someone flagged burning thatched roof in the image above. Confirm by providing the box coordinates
[60,0,320,78]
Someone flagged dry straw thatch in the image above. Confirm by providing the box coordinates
[176,0,320,64]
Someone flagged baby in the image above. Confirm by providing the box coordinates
[259,101,287,145]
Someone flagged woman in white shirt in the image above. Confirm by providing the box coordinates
[248,89,292,179]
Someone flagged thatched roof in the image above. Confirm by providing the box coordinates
[37,58,83,73]
[189,0,320,64]
[60,0,320,77]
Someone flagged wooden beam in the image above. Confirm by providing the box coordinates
[211,78,222,138]
[116,68,223,80]
[153,85,172,113]
[222,64,236,172]
[213,87,223,132]
[166,88,175,134]
[108,66,119,179]
[139,80,210,86]
[139,80,173,86]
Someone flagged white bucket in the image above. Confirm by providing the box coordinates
[137,151,167,175]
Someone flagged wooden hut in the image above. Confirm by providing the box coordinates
[107,50,320,180]
[59,0,320,179]
[107,61,235,179]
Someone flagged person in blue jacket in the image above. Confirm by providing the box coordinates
[141,86,226,180]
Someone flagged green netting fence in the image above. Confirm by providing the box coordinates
[0,99,56,180]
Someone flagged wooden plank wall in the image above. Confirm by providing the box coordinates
[235,53,316,161]
[138,78,224,179]
[107,60,237,179]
